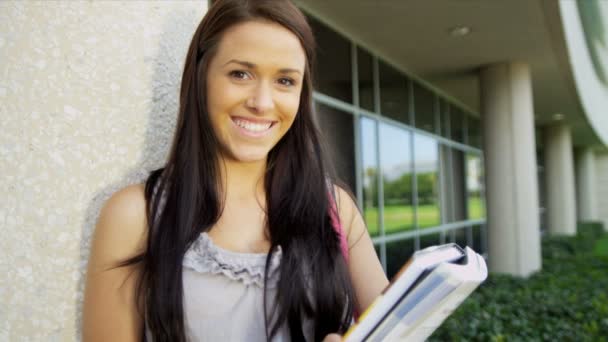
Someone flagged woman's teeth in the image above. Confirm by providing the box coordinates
[234,119,272,132]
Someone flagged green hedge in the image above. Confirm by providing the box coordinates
[429,222,608,341]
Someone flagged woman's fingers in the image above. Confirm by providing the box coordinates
[322,333,342,342]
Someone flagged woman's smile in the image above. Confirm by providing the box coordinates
[230,116,277,138]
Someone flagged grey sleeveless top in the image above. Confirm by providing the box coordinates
[145,232,314,341]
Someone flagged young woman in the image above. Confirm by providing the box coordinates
[82,0,388,341]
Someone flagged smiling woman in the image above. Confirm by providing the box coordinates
[81,0,388,342]
[206,20,305,163]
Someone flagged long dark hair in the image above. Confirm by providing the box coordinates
[118,0,356,341]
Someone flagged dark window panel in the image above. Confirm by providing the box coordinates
[379,60,410,124]
[413,82,436,134]
[439,100,450,138]
[450,106,465,143]
[315,102,356,192]
[419,233,441,250]
[467,117,482,148]
[454,228,468,249]
[472,225,483,254]
[308,15,352,103]
[357,47,374,112]
[386,238,415,280]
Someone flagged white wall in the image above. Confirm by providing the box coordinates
[595,151,608,230]
[0,1,206,340]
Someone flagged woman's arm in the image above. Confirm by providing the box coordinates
[334,186,389,314]
[82,184,148,342]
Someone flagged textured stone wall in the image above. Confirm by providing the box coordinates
[0,1,207,340]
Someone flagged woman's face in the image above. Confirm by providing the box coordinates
[206,20,306,164]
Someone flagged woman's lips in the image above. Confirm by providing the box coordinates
[231,116,276,137]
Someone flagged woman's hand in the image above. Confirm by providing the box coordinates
[322,333,342,342]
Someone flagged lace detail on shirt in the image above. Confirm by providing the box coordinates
[182,232,283,288]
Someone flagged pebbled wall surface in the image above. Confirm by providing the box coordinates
[0,1,207,340]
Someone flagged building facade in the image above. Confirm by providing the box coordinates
[295,0,608,277]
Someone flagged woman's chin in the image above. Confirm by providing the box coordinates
[226,149,270,164]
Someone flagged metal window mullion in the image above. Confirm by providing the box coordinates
[372,55,386,271]
[370,218,486,244]
[445,106,456,243]
[408,80,419,250]
[352,43,363,211]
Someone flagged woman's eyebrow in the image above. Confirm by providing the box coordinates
[223,59,302,75]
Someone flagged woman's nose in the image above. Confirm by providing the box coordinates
[246,82,275,114]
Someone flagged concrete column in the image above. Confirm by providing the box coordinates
[480,62,542,277]
[544,124,577,235]
[576,148,598,221]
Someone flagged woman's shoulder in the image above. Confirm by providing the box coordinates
[93,184,148,260]
[332,184,370,251]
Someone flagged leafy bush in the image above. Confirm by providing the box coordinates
[429,222,608,341]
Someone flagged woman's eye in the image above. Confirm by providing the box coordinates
[229,70,249,80]
[278,77,295,87]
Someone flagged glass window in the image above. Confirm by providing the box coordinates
[357,47,374,112]
[453,227,468,248]
[438,146,468,223]
[413,82,436,134]
[419,233,440,250]
[472,224,484,254]
[361,117,379,236]
[380,123,413,234]
[450,106,465,143]
[379,60,410,124]
[466,154,486,219]
[467,117,482,148]
[308,16,352,103]
[452,149,467,221]
[315,103,356,192]
[438,100,448,138]
[386,238,415,280]
[413,134,440,228]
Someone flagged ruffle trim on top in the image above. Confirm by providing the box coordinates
[182,232,282,288]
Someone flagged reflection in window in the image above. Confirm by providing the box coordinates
[450,106,465,143]
[466,154,486,220]
[453,227,468,248]
[308,16,352,103]
[361,117,379,236]
[386,238,415,280]
[380,123,413,234]
[419,233,440,250]
[358,47,374,112]
[467,117,482,148]
[472,225,485,254]
[413,82,436,134]
[315,102,355,192]
[414,134,440,229]
[379,60,410,124]
[439,100,450,138]
[439,146,465,223]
